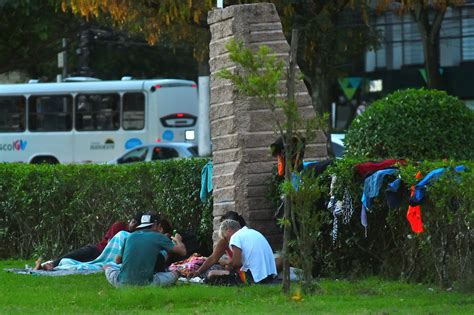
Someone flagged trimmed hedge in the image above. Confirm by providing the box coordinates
[0,159,213,259]
[315,159,474,289]
[268,158,473,288]
[345,89,474,160]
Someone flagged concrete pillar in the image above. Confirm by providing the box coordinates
[207,3,327,249]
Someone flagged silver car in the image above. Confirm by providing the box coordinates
[108,142,198,164]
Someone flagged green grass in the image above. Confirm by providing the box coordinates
[1,260,473,314]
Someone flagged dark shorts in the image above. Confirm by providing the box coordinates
[206,270,275,286]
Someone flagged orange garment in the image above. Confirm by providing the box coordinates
[407,171,423,233]
[277,154,285,176]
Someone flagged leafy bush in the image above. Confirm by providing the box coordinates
[319,159,474,288]
[0,159,213,259]
[345,89,474,160]
[268,158,474,289]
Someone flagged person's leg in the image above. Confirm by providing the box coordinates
[104,266,121,288]
[151,271,178,287]
[52,244,101,267]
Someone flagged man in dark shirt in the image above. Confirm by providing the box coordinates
[104,213,187,287]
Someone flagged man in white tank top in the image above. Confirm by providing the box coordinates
[219,219,277,284]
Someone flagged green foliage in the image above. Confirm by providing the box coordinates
[287,173,327,293]
[218,39,285,112]
[0,159,213,259]
[266,158,474,289]
[345,89,474,160]
[0,0,82,77]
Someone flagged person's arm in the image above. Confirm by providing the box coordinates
[192,238,228,276]
[170,233,187,257]
[115,237,126,264]
[228,245,242,270]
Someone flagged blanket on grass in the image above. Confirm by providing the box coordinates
[5,231,130,276]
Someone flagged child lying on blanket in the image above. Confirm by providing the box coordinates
[33,213,143,270]
[33,217,175,274]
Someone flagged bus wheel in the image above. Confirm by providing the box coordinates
[31,156,59,164]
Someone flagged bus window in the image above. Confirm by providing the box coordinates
[29,95,72,132]
[123,92,145,130]
[75,93,119,131]
[0,96,26,132]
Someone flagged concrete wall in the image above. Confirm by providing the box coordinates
[208,3,327,249]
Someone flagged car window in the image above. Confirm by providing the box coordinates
[187,146,198,156]
[119,147,148,163]
[151,147,179,160]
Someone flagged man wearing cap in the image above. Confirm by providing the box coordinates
[104,213,186,287]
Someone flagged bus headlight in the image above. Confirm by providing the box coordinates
[185,130,195,141]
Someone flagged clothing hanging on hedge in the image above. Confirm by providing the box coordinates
[303,159,333,175]
[360,168,398,234]
[355,159,404,178]
[200,161,213,202]
[409,165,467,206]
[407,171,423,233]
[327,175,354,243]
[385,178,403,209]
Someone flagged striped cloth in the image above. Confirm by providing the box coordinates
[55,230,130,272]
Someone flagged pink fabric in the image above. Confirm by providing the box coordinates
[168,255,207,277]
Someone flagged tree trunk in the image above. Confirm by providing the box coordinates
[281,28,299,295]
[422,34,442,89]
[413,3,445,90]
[309,74,335,157]
[309,74,332,116]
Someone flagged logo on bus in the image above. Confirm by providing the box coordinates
[90,138,115,150]
[125,138,143,150]
[0,140,27,152]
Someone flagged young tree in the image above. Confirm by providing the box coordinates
[219,37,327,294]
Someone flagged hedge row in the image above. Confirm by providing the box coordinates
[306,159,474,289]
[0,159,213,259]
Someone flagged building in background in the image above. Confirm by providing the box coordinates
[334,1,474,130]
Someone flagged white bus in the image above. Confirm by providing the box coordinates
[0,78,198,163]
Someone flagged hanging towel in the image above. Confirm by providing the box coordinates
[200,161,213,202]
[360,168,398,233]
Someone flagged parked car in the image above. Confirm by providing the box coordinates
[108,142,198,164]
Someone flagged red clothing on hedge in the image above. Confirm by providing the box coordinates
[96,221,128,252]
[406,171,424,233]
[355,159,405,178]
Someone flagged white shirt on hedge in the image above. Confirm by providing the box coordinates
[229,226,277,283]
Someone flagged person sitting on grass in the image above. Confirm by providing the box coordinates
[207,219,277,285]
[104,212,186,287]
[189,211,282,279]
[34,212,142,270]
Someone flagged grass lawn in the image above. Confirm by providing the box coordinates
[1,260,473,314]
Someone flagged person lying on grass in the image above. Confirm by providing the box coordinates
[188,211,282,279]
[205,219,277,285]
[34,212,143,270]
[104,212,186,287]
